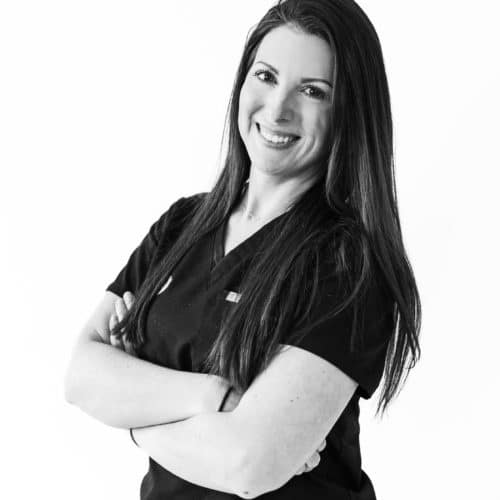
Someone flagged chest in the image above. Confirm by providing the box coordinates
[140,224,248,372]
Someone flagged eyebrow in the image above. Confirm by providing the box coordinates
[255,60,333,88]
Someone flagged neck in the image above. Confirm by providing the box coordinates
[237,171,318,223]
[240,187,293,223]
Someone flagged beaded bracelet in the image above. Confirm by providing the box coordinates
[218,387,233,412]
[130,428,139,447]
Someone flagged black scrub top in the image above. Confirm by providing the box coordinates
[106,191,394,500]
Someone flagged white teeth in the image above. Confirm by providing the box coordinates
[259,125,297,144]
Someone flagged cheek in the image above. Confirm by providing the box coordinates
[239,80,265,118]
[310,112,330,145]
[238,85,251,129]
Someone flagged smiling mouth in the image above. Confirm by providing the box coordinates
[257,123,300,146]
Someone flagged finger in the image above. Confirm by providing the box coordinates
[109,315,124,349]
[306,452,321,470]
[295,464,306,475]
[296,449,322,476]
[109,312,118,335]
[123,336,136,356]
[111,333,126,351]
[123,291,135,310]
[110,332,122,349]
[115,298,128,323]
[318,439,327,452]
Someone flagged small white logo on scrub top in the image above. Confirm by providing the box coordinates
[158,275,173,295]
[225,291,241,303]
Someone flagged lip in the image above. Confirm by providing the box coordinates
[256,123,300,149]
[258,122,300,139]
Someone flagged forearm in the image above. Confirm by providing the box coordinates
[132,411,250,497]
[65,339,226,429]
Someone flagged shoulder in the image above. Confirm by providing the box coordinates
[313,217,395,331]
[152,191,208,241]
[164,191,208,220]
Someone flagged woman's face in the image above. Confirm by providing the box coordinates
[238,24,334,181]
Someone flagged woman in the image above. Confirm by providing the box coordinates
[64,0,421,498]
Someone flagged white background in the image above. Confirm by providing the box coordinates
[1,1,499,499]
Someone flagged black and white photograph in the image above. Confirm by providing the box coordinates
[1,1,498,498]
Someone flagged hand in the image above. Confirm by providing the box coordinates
[295,439,327,476]
[109,291,137,356]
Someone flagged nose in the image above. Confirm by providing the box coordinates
[265,88,294,123]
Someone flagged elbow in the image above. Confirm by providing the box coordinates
[63,365,89,412]
[233,475,272,499]
[64,354,91,407]
[64,380,122,428]
[231,448,286,499]
[63,362,121,428]
[63,338,125,428]
[233,484,263,500]
[228,464,260,499]
[63,339,91,405]
[204,436,264,499]
[63,362,81,405]
[232,481,271,499]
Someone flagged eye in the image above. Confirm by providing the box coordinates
[253,69,276,84]
[252,69,329,101]
[302,86,328,101]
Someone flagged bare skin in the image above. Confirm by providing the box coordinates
[109,291,326,476]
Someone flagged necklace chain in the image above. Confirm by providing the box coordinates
[239,181,295,223]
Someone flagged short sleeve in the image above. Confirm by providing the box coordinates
[105,194,204,297]
[287,268,394,400]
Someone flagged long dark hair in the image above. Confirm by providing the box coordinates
[113,0,421,416]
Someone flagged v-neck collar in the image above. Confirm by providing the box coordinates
[210,210,288,285]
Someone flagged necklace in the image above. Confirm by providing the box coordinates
[244,202,294,222]
[240,184,295,223]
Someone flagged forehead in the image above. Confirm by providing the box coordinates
[254,24,333,79]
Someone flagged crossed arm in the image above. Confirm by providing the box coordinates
[64,291,357,498]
